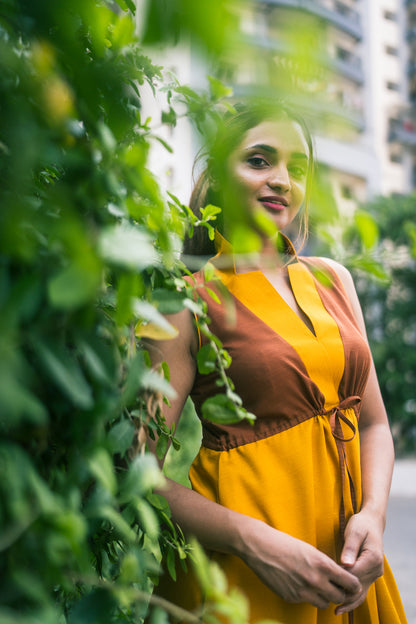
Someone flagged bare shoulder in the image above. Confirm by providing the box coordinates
[316,257,367,335]
[143,307,199,370]
[315,257,356,295]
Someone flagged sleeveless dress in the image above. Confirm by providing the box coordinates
[170,235,407,624]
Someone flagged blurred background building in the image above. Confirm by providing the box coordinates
[142,0,416,215]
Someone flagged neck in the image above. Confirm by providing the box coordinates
[214,230,296,273]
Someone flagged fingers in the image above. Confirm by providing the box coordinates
[331,563,362,595]
[334,586,367,615]
[297,564,362,608]
[341,521,365,568]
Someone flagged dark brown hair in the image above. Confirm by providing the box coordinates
[182,100,315,258]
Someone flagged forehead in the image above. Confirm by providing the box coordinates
[237,119,309,158]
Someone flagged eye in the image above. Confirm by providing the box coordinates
[289,163,307,179]
[247,155,269,168]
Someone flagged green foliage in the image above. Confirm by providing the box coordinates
[352,195,416,454]
[0,1,255,622]
[313,191,416,453]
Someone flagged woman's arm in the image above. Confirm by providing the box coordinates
[145,307,362,609]
[323,259,394,614]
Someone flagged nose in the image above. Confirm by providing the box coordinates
[268,163,291,192]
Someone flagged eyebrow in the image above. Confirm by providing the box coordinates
[245,144,308,159]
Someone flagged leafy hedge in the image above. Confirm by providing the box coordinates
[0,1,255,622]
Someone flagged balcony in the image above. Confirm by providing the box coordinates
[333,47,364,84]
[248,35,364,84]
[408,61,416,77]
[233,82,365,132]
[259,0,363,40]
[389,117,416,147]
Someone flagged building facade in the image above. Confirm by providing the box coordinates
[235,0,414,214]
[141,0,415,215]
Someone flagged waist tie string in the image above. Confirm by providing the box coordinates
[322,395,361,624]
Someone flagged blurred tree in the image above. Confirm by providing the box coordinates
[312,191,416,454]
[351,195,416,455]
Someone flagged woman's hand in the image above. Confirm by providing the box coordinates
[240,518,362,609]
[335,509,385,614]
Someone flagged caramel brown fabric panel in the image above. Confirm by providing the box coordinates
[190,271,326,451]
[300,257,371,403]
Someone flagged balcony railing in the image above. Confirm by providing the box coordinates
[332,55,364,84]
[389,117,416,147]
[248,34,364,84]
[259,0,363,40]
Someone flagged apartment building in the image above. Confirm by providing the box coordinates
[141,0,415,214]
[234,0,414,214]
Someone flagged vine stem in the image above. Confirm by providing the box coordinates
[73,575,202,623]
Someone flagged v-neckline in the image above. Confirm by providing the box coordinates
[215,260,319,341]
[253,266,317,338]
[212,259,346,408]
[211,230,318,336]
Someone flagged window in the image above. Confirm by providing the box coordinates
[384,10,398,21]
[390,152,403,163]
[340,184,354,199]
[336,47,351,62]
[385,44,399,56]
[386,81,400,91]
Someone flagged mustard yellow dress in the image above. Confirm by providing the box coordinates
[170,237,407,624]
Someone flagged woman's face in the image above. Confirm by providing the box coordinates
[223,119,310,235]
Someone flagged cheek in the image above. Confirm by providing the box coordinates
[293,180,306,204]
[231,167,264,192]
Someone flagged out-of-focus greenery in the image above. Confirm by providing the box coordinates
[312,193,416,455]
[0,1,260,623]
[348,195,416,455]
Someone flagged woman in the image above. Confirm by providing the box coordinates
[146,102,407,623]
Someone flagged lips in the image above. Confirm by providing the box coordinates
[259,196,289,211]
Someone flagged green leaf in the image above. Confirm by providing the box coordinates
[203,262,216,282]
[119,551,141,583]
[35,341,93,409]
[108,419,135,456]
[156,434,168,460]
[146,492,170,513]
[201,394,242,424]
[0,371,48,427]
[200,204,222,222]
[161,107,177,127]
[150,606,170,624]
[96,505,137,542]
[48,262,100,309]
[134,300,178,338]
[68,589,117,624]
[152,288,186,314]
[350,256,390,283]
[77,339,112,385]
[99,224,158,269]
[89,448,117,495]
[207,75,233,100]
[119,453,163,502]
[354,211,379,250]
[205,287,220,304]
[113,0,137,15]
[196,343,217,375]
[133,498,159,540]
[166,547,176,581]
[97,121,116,153]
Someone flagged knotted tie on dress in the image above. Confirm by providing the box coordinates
[322,395,361,624]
